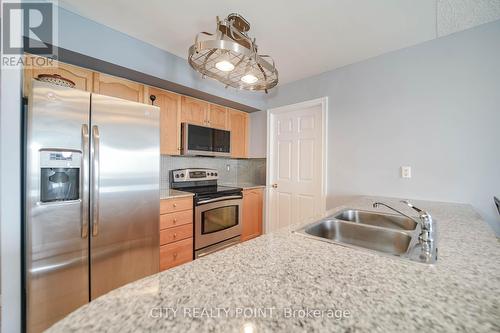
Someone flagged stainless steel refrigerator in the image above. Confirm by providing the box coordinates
[25,80,160,332]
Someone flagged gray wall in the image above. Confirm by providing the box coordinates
[266,20,500,235]
[55,6,266,110]
[0,49,22,333]
[248,111,268,158]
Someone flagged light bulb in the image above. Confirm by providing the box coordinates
[241,74,258,84]
[215,60,235,72]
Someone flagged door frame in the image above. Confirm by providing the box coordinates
[265,97,328,232]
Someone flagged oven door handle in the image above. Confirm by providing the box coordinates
[197,195,242,205]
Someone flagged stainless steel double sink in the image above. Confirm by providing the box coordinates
[295,209,436,264]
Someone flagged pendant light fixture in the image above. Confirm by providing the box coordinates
[188,13,278,93]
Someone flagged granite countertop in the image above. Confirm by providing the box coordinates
[160,189,194,200]
[48,196,500,332]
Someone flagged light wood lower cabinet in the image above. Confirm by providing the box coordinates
[160,209,192,229]
[160,223,193,245]
[242,188,264,241]
[159,197,193,271]
[160,196,193,214]
[160,238,193,271]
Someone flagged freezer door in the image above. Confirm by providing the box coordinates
[90,94,159,299]
[25,80,91,333]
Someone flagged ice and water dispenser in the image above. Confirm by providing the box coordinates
[39,150,81,203]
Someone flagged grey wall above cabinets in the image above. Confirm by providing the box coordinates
[266,19,500,235]
[55,5,266,111]
[161,156,266,190]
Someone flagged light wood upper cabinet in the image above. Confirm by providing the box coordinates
[23,54,94,96]
[228,108,249,158]
[23,55,251,159]
[242,188,264,241]
[93,73,145,103]
[149,87,181,155]
[208,104,228,129]
[180,96,208,126]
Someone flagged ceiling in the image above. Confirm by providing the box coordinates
[58,0,500,85]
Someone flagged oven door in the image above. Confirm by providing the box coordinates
[195,197,242,250]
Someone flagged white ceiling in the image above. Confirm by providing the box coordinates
[57,0,500,85]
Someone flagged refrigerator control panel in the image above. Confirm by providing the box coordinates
[40,149,81,168]
[39,150,81,203]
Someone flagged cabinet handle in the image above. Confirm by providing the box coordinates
[173,233,177,239]
[173,218,177,224]
[173,203,177,208]
[173,253,178,259]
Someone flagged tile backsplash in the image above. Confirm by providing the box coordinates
[161,155,266,189]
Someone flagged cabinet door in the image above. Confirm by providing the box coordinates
[242,188,263,241]
[93,73,145,103]
[208,104,228,129]
[23,54,94,96]
[228,109,249,158]
[181,96,208,126]
[149,87,181,155]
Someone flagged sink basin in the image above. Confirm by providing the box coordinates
[295,207,437,264]
[304,219,412,256]
[332,209,417,230]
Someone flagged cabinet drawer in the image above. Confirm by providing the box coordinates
[160,224,193,245]
[160,238,193,271]
[160,197,193,214]
[160,210,192,230]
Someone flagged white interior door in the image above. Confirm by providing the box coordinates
[267,98,327,231]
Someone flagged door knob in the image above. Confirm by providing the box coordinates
[272,184,278,189]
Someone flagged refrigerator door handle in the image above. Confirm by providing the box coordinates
[81,124,89,239]
[91,125,100,236]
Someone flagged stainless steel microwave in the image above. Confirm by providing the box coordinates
[181,123,231,157]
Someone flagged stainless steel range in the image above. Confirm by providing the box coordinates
[170,168,242,258]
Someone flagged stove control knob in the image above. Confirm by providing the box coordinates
[175,174,179,178]
[214,172,218,176]
[180,173,185,178]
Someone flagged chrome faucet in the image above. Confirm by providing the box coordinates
[373,200,435,246]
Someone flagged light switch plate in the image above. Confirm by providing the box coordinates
[401,166,411,178]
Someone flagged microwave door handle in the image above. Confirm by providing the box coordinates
[197,195,242,205]
[80,124,89,239]
[91,125,100,236]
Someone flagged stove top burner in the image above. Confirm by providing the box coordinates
[169,168,243,204]
[179,185,242,196]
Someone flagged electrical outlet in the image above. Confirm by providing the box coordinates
[401,166,411,178]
